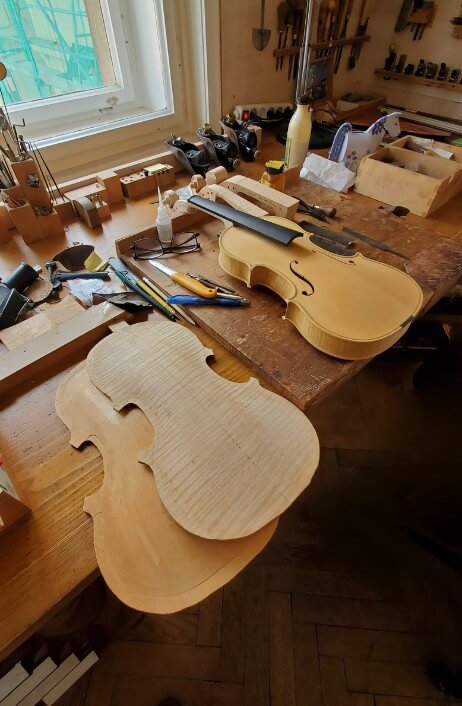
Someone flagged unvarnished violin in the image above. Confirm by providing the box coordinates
[188,195,423,360]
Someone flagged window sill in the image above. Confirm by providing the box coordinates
[32,106,171,149]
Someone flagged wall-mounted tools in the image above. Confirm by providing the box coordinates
[253,0,271,50]
[384,44,398,71]
[395,0,437,39]
[382,52,462,85]
[165,135,211,177]
[197,124,240,172]
[347,0,373,70]
[409,0,437,40]
[276,1,290,69]
[220,115,260,162]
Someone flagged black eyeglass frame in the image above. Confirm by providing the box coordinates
[131,232,201,260]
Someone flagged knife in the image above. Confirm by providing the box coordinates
[149,260,217,298]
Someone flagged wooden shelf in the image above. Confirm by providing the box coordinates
[310,34,371,51]
[273,35,370,60]
[375,69,462,93]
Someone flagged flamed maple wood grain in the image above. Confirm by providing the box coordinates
[219,215,423,360]
[56,364,278,613]
[84,321,320,540]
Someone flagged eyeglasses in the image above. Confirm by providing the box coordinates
[131,232,201,260]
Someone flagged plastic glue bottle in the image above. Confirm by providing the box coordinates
[284,97,313,170]
[156,187,173,247]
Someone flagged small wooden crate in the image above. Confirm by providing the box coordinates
[355,144,462,217]
[0,453,30,535]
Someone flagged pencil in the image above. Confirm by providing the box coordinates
[141,276,196,326]
[136,278,177,317]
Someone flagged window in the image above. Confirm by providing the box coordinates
[0,0,115,104]
[0,0,174,143]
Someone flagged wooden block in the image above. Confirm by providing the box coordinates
[54,199,76,224]
[95,201,111,220]
[73,196,101,229]
[293,594,411,631]
[96,169,124,204]
[344,658,444,700]
[5,201,45,244]
[0,302,129,396]
[120,172,158,199]
[155,164,175,188]
[0,203,15,245]
[10,158,52,209]
[65,182,107,203]
[222,175,299,218]
[197,590,223,646]
[293,623,322,706]
[0,295,84,350]
[268,592,296,706]
[37,210,65,238]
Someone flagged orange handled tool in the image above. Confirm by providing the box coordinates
[148,260,217,298]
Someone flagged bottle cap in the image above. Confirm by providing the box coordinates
[265,159,285,174]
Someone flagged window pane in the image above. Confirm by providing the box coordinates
[0,0,116,106]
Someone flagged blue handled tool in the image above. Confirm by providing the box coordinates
[167,295,249,307]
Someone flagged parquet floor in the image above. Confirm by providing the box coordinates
[57,331,462,706]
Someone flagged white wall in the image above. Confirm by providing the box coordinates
[220,0,297,114]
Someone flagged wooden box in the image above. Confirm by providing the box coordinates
[37,209,65,238]
[5,200,45,244]
[355,145,462,217]
[391,135,462,165]
[0,453,29,535]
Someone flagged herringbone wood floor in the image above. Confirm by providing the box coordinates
[56,333,462,706]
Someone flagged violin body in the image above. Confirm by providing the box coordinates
[85,322,320,540]
[56,363,278,613]
[218,217,423,360]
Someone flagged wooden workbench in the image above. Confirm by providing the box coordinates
[0,134,461,662]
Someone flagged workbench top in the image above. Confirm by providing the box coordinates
[0,133,461,661]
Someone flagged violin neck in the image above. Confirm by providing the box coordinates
[187,195,301,246]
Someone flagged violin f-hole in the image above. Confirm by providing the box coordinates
[289,261,315,295]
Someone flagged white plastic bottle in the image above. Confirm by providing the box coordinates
[284,98,313,170]
[156,187,173,246]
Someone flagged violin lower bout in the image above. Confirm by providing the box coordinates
[218,232,422,361]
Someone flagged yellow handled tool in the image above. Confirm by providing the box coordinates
[135,278,178,317]
[148,260,217,298]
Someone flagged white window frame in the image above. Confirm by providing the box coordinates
[25,0,221,183]
[6,0,179,145]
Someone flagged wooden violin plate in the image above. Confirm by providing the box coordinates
[219,217,424,360]
[56,363,278,613]
[85,322,320,540]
